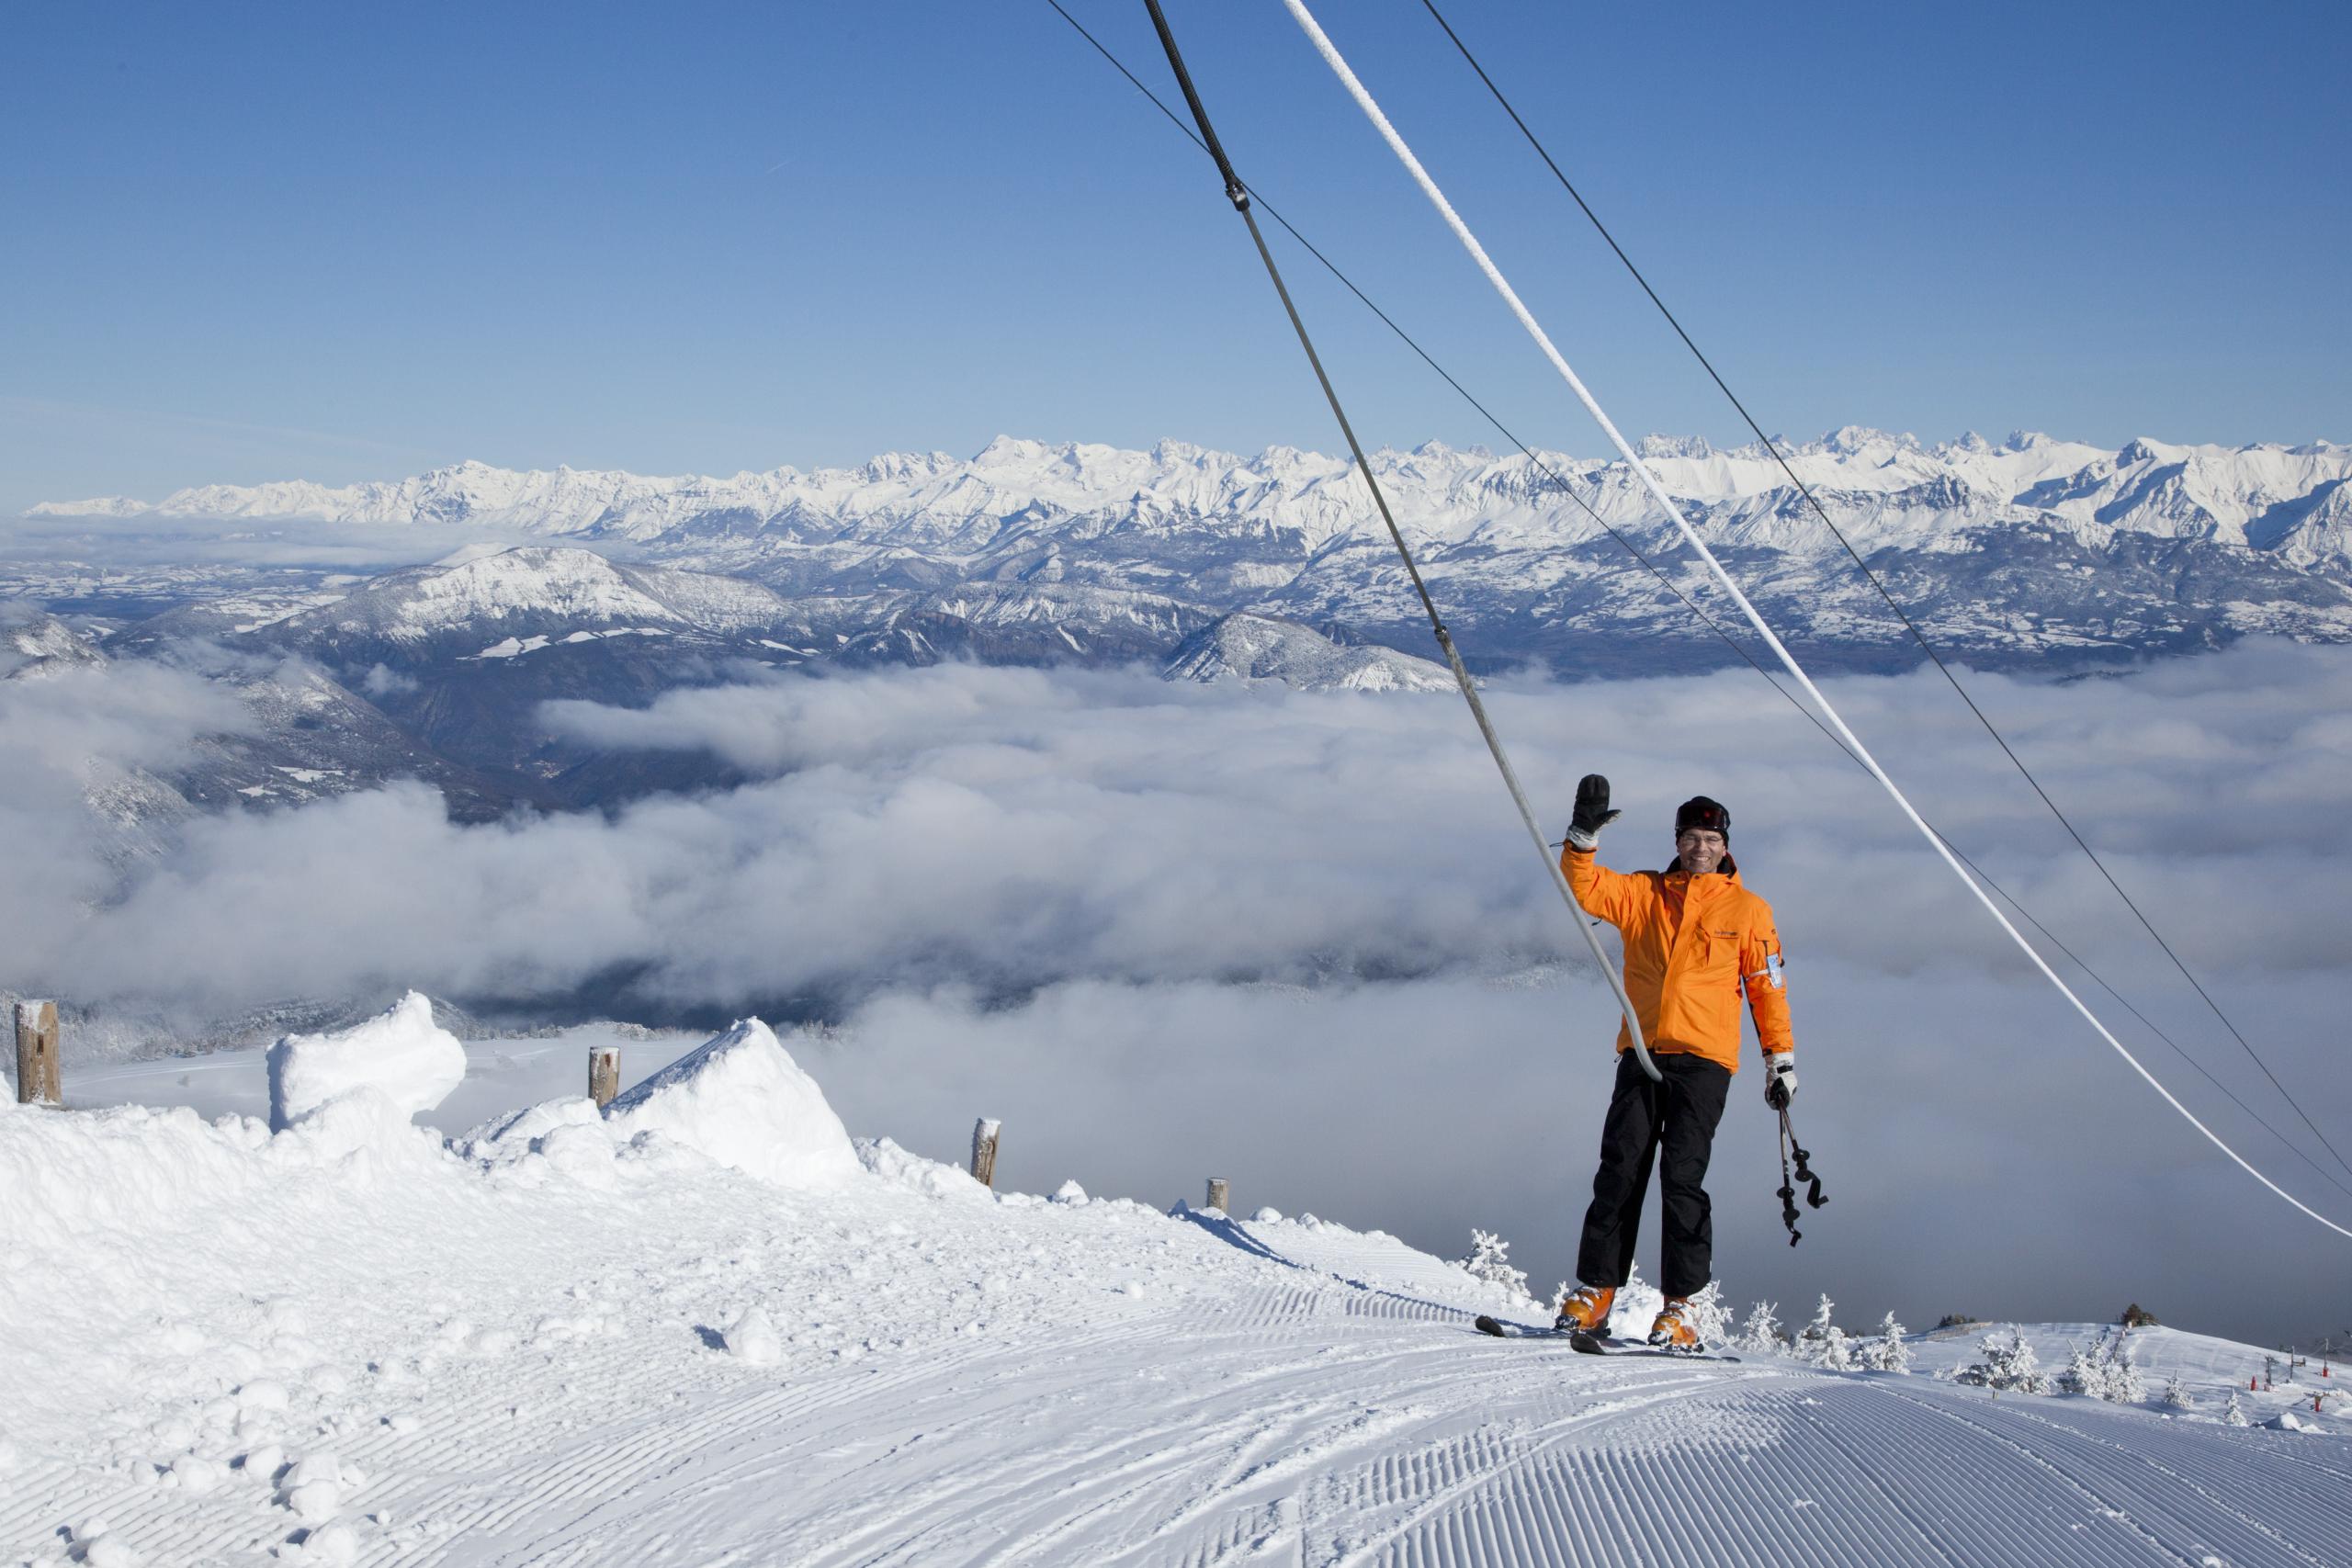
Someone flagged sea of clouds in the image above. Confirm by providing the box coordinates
[6,641,2349,1344]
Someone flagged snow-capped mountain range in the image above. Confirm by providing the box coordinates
[16,427,2352,815]
[34,428,2352,679]
[36,427,2352,571]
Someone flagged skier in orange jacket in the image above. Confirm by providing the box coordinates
[1552,774,1797,1348]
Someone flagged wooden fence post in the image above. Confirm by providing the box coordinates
[1204,1178,1229,1214]
[588,1046,621,1108]
[970,1118,1001,1189]
[15,1000,61,1106]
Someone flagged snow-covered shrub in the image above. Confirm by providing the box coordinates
[1681,1282,1734,1349]
[1459,1230,1531,1302]
[1736,1300,1782,1355]
[2057,1342,2103,1397]
[1957,1330,2049,1394]
[2058,1328,2146,1403]
[2224,1390,2251,1426]
[1802,1294,1854,1371]
[1860,1312,1911,1373]
[2163,1374,2192,1409]
[2102,1331,2147,1403]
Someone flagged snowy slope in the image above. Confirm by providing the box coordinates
[6,1026,2346,1567]
[0,606,104,679]
[1163,612,1457,692]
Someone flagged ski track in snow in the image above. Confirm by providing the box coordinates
[6,1084,2351,1566]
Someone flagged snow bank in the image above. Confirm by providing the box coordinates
[604,1018,860,1190]
[856,1135,991,1201]
[266,992,465,1131]
[0,1091,445,1295]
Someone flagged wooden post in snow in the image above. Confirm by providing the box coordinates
[1204,1178,1229,1214]
[970,1118,1001,1189]
[588,1046,621,1108]
[14,1000,61,1106]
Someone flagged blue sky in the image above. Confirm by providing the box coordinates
[4,0,2346,510]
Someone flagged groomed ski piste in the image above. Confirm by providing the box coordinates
[6,998,2348,1567]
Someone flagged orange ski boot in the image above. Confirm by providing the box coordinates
[1648,1296,1700,1350]
[1554,1283,1616,1335]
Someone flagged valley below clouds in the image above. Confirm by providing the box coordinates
[7,642,2349,1343]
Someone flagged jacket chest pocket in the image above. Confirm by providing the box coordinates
[1689,927,1743,987]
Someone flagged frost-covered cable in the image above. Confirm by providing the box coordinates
[1140,0,1659,1080]
[1282,0,2352,1242]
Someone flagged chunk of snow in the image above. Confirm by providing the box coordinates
[83,1536,143,1567]
[1050,1179,1088,1204]
[266,992,465,1132]
[725,1307,784,1366]
[284,1477,341,1520]
[297,1523,359,1564]
[170,1455,225,1495]
[235,1378,290,1412]
[603,1019,859,1190]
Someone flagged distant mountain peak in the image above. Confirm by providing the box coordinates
[1163,613,1455,693]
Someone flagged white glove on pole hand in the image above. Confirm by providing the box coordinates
[1764,1053,1797,1109]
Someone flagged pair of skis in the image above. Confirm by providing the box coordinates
[1473,1314,1740,1361]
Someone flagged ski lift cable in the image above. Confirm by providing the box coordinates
[1037,0,2352,1203]
[1043,0,1781,668]
[1138,0,1666,1083]
[1281,0,2352,1242]
[1414,0,2352,1187]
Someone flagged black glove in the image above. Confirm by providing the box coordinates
[1564,773,1620,850]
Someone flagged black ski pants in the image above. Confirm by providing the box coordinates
[1576,1048,1732,1301]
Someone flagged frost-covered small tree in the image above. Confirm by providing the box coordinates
[2060,1327,2146,1403]
[2162,1374,2192,1410]
[1860,1312,1912,1374]
[1957,1330,2050,1394]
[1460,1229,1531,1302]
[1803,1294,1854,1371]
[1681,1282,1735,1349]
[2058,1341,2107,1398]
[2100,1330,2146,1403]
[1801,1293,1833,1344]
[2224,1389,2252,1427]
[1737,1299,1782,1356]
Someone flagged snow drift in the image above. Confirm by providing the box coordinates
[602,1017,861,1190]
[266,991,465,1131]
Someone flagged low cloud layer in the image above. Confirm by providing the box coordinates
[9,642,2352,1344]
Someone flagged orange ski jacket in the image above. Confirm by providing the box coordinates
[1562,845,1794,1073]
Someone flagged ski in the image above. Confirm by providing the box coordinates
[1570,1329,1737,1361]
[1472,1316,1736,1359]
